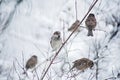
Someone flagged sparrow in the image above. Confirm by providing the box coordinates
[85,13,97,36]
[25,55,37,71]
[50,31,62,51]
[68,20,80,32]
[70,58,94,71]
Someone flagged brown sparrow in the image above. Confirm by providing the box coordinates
[50,31,62,51]
[70,58,94,71]
[25,55,37,70]
[68,20,80,32]
[85,13,97,36]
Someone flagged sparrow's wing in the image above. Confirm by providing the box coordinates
[25,57,37,69]
[68,20,80,31]
[26,58,31,69]
[50,36,54,47]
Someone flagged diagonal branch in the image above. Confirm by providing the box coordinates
[41,0,98,80]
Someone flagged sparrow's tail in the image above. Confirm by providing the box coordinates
[67,67,74,74]
[87,29,93,36]
[69,66,74,72]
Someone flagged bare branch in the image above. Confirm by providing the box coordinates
[41,0,98,79]
[12,61,21,80]
[75,0,78,20]
[35,69,40,80]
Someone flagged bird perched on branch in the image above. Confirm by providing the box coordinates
[25,55,37,70]
[50,31,62,51]
[85,13,97,36]
[23,55,37,74]
[68,20,80,32]
[70,58,94,72]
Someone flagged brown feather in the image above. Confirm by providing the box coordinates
[25,55,37,70]
[68,20,80,32]
[70,58,94,71]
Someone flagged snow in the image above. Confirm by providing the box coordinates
[0,0,120,80]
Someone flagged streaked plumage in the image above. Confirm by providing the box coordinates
[25,55,37,70]
[68,20,80,32]
[70,58,94,71]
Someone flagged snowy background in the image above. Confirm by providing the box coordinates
[0,0,120,80]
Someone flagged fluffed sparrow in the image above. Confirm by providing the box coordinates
[25,55,37,70]
[50,31,62,51]
[70,58,94,71]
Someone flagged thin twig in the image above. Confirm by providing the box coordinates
[62,20,65,42]
[67,71,82,78]
[112,67,116,80]
[41,0,98,80]
[13,61,21,80]
[35,69,40,80]
[40,62,49,80]
[15,58,23,70]
[88,72,93,80]
[104,77,116,80]
[7,65,14,80]
[15,57,28,77]
[80,25,108,33]
[75,0,78,20]
[89,72,96,80]
[22,51,26,72]
[33,43,46,58]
